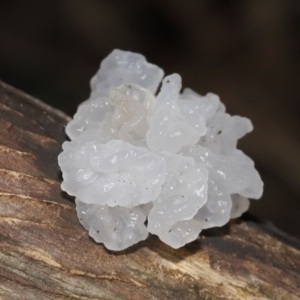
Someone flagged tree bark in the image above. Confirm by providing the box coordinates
[0,80,299,300]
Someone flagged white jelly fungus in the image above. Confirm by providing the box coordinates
[58,49,263,251]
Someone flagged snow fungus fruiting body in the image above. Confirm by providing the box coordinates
[58,49,263,251]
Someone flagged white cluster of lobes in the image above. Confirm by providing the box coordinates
[58,50,263,251]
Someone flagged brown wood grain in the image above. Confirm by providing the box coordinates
[0,80,299,300]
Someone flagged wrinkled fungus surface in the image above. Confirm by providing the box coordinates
[58,50,263,250]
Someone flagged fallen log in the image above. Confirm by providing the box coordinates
[0,80,299,300]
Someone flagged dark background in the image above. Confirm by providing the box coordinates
[0,0,299,238]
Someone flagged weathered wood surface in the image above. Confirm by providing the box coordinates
[0,80,299,300]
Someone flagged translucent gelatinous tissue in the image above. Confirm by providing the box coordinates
[58,49,263,251]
